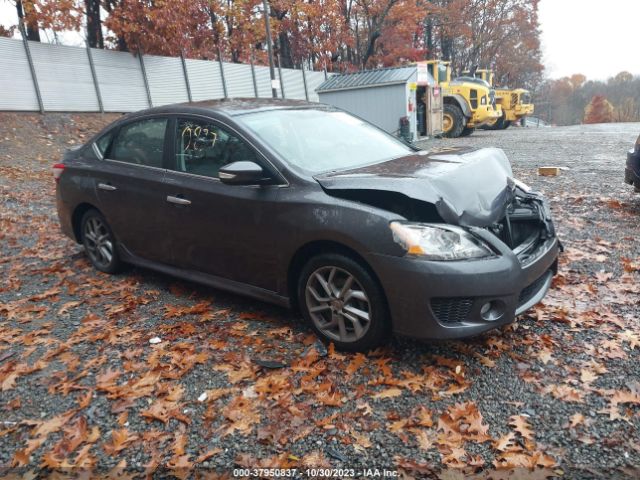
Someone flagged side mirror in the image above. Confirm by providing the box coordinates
[219,161,267,185]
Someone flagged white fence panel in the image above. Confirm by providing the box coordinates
[91,48,149,112]
[307,71,328,103]
[0,37,39,110]
[254,65,273,98]
[223,62,255,97]
[186,59,225,101]
[30,41,99,111]
[0,38,326,111]
[281,68,306,100]
[143,54,189,106]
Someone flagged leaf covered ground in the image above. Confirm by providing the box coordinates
[0,114,639,479]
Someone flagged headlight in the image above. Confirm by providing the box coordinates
[389,222,494,260]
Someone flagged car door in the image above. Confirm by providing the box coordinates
[94,116,172,263]
[162,116,284,291]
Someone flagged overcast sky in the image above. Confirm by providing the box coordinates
[1,0,638,81]
[539,0,640,79]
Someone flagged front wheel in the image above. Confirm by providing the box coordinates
[460,126,475,137]
[297,253,390,352]
[501,120,512,130]
[81,209,122,274]
[442,103,466,138]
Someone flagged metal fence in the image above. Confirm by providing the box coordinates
[0,37,328,113]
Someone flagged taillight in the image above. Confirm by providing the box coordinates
[52,163,65,182]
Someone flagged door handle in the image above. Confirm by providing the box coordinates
[98,183,117,191]
[166,195,191,205]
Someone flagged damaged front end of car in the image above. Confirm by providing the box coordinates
[314,146,561,338]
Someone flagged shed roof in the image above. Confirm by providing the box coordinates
[317,66,426,93]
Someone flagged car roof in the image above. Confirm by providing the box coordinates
[124,98,329,120]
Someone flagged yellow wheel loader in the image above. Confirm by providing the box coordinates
[419,60,501,138]
[462,69,534,129]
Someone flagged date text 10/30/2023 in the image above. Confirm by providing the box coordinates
[232,468,400,478]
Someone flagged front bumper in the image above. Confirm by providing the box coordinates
[470,106,502,127]
[625,148,640,191]
[367,232,560,340]
[506,104,535,121]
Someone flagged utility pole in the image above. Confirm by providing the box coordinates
[262,0,277,98]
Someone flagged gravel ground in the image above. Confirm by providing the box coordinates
[0,113,639,479]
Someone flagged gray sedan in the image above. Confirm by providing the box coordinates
[54,99,560,351]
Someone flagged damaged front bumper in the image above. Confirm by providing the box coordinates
[368,232,559,340]
[368,190,560,340]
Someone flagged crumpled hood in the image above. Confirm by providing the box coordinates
[314,147,516,227]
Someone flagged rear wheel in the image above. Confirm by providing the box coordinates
[442,103,466,138]
[81,209,122,274]
[460,126,475,137]
[297,253,390,352]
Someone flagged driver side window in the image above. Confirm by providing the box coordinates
[174,118,257,179]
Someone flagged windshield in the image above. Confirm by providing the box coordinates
[236,109,413,174]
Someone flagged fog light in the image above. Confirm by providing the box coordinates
[480,301,505,322]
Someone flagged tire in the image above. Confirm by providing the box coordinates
[442,103,466,138]
[501,120,512,130]
[297,253,390,352]
[460,126,475,137]
[485,115,505,130]
[80,209,122,274]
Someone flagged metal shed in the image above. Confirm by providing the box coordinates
[316,65,443,141]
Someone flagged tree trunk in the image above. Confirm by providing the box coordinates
[440,33,451,61]
[361,30,381,68]
[425,16,433,57]
[105,0,128,51]
[277,32,293,68]
[16,0,40,42]
[85,0,103,49]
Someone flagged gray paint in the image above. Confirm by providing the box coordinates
[319,83,408,135]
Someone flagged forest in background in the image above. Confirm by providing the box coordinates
[2,0,543,88]
[536,72,640,126]
[2,1,639,125]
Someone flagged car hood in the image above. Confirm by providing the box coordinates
[314,147,516,227]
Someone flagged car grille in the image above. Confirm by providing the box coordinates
[518,271,551,307]
[431,297,474,324]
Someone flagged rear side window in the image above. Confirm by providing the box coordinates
[173,118,257,178]
[95,131,113,158]
[110,118,167,168]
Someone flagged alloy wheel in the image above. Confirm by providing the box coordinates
[83,216,114,268]
[305,266,371,343]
